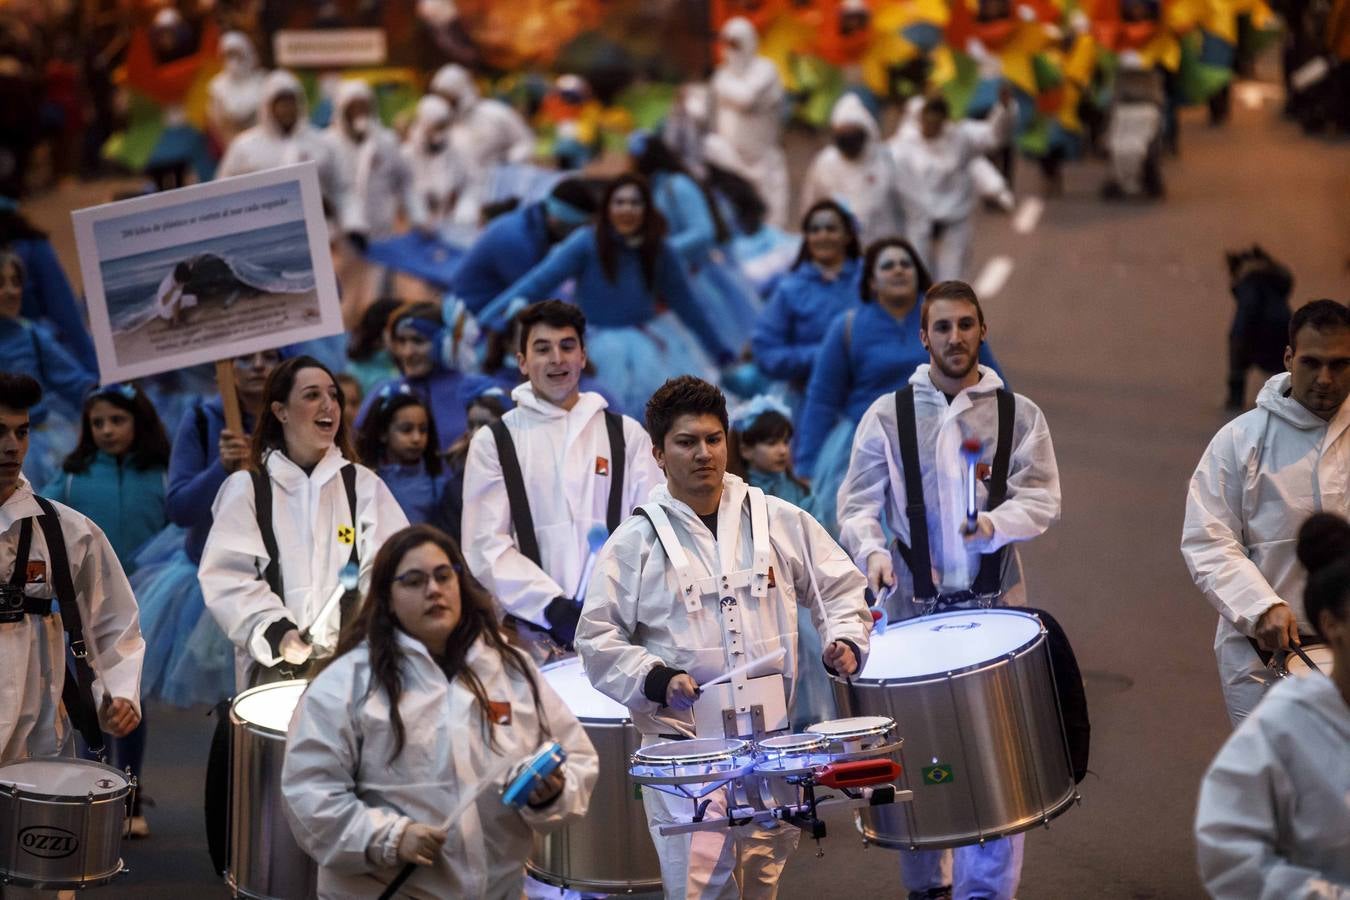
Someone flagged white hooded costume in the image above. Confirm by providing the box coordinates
[207,31,266,147]
[1,478,145,762]
[576,474,871,899]
[430,64,535,226]
[799,94,907,243]
[706,17,790,230]
[1182,372,1350,724]
[283,629,598,899]
[321,79,419,238]
[199,446,408,690]
[402,94,466,230]
[1194,673,1350,899]
[217,70,361,234]
[461,384,663,630]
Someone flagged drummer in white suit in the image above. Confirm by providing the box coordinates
[200,356,407,690]
[0,374,144,764]
[577,376,871,900]
[836,281,1061,900]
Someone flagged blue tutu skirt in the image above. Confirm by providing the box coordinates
[588,316,717,416]
[688,255,762,348]
[805,419,858,537]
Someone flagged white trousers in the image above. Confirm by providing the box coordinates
[1214,617,1268,726]
[899,833,1025,900]
[906,215,975,283]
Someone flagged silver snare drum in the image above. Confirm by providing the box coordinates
[529,657,662,894]
[229,680,316,900]
[835,609,1078,850]
[0,758,131,889]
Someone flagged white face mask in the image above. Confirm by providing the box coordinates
[224,54,250,77]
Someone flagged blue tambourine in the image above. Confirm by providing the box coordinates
[501,741,566,808]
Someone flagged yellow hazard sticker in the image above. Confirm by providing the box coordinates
[337,525,355,545]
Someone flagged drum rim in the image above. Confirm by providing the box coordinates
[229,677,309,734]
[0,758,130,802]
[756,731,828,753]
[854,609,1047,683]
[538,658,636,725]
[808,715,896,740]
[0,863,125,890]
[633,737,750,765]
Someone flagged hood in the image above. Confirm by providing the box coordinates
[1255,372,1339,430]
[331,78,375,135]
[258,70,308,134]
[909,363,1007,398]
[408,94,452,147]
[430,63,478,117]
[829,92,879,141]
[218,31,258,76]
[647,472,748,524]
[720,16,759,69]
[510,381,608,421]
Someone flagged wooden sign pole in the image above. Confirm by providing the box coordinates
[214,359,244,435]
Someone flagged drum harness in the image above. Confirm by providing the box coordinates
[5,496,109,759]
[893,384,1014,615]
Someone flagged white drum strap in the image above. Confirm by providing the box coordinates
[639,503,704,613]
[640,489,773,613]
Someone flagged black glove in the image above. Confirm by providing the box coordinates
[346,231,369,254]
[544,596,581,648]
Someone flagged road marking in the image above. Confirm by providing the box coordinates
[973,255,1014,298]
[1012,196,1043,234]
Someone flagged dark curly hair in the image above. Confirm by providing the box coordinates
[1297,512,1350,642]
[62,384,171,474]
[645,375,729,450]
[355,390,442,475]
[517,299,587,353]
[0,372,41,410]
[595,174,667,290]
[860,237,932,302]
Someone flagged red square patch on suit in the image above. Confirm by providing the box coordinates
[488,700,512,725]
[595,457,609,476]
[26,561,47,584]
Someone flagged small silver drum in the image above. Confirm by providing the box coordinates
[629,738,758,800]
[809,716,900,759]
[1279,643,1333,678]
[835,609,1077,850]
[529,657,661,894]
[753,732,830,775]
[0,758,131,889]
[229,680,316,900]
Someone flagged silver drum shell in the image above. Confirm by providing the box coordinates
[834,615,1077,850]
[0,759,128,889]
[228,681,317,900]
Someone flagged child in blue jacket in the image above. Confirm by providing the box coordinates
[356,386,451,528]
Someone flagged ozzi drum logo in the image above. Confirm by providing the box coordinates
[18,825,80,859]
[931,622,981,632]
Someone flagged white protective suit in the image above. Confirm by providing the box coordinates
[1195,673,1350,899]
[322,79,420,238]
[799,94,907,243]
[217,70,361,234]
[1107,103,1162,196]
[401,94,465,230]
[889,99,1012,281]
[430,64,535,226]
[1,478,145,762]
[838,364,1062,609]
[207,31,266,147]
[461,384,663,628]
[199,446,408,690]
[1182,373,1350,724]
[577,474,871,899]
[282,629,599,900]
[706,17,790,229]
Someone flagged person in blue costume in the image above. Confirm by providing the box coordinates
[797,237,1003,534]
[132,349,284,708]
[0,199,97,370]
[356,300,489,451]
[448,178,598,315]
[479,174,734,415]
[44,383,169,837]
[356,385,451,529]
[343,297,400,396]
[0,250,96,488]
[630,131,763,345]
[751,199,864,393]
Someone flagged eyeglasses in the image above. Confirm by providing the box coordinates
[877,257,915,271]
[392,564,460,591]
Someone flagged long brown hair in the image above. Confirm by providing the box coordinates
[249,355,357,470]
[595,173,667,291]
[327,525,549,760]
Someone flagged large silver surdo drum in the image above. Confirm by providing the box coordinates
[228,680,317,899]
[530,657,662,894]
[835,609,1077,849]
[0,758,130,889]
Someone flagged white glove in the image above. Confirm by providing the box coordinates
[280,629,314,666]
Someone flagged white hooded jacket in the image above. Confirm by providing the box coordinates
[799,93,907,241]
[889,98,1012,224]
[1194,673,1350,899]
[199,446,408,688]
[837,365,1061,608]
[217,70,361,233]
[1,478,145,762]
[322,79,417,238]
[401,94,465,229]
[282,630,599,899]
[207,31,266,145]
[576,474,872,738]
[462,384,662,628]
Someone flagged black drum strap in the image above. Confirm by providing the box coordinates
[972,390,1015,596]
[490,420,542,566]
[1023,606,1090,783]
[604,411,626,533]
[251,469,283,597]
[9,516,32,586]
[894,387,937,601]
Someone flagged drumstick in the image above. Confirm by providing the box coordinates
[572,525,609,604]
[301,561,360,644]
[698,647,787,691]
[1289,644,1324,674]
[960,439,982,534]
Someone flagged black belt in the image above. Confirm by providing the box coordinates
[19,596,53,615]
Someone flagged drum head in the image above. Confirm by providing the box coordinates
[809,716,894,741]
[861,610,1043,680]
[232,679,307,734]
[0,759,129,800]
[540,657,631,721]
[757,732,827,754]
[634,738,749,765]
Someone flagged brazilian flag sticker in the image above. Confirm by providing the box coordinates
[922,764,955,786]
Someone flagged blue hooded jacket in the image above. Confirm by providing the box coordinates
[166,397,256,564]
[0,317,96,423]
[44,452,167,573]
[450,202,554,314]
[751,258,863,384]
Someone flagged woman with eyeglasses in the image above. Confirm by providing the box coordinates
[281,524,598,899]
[750,199,863,393]
[795,238,1004,533]
[200,355,408,691]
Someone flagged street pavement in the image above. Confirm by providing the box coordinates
[24,73,1350,899]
